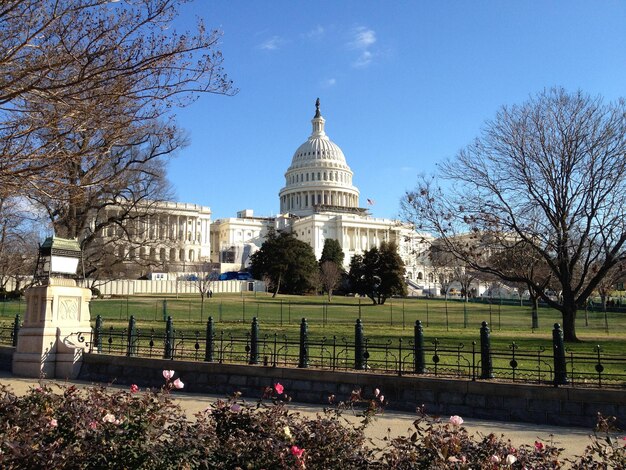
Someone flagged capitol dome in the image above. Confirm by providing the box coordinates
[279,99,360,216]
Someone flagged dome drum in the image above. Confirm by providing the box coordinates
[279,99,360,216]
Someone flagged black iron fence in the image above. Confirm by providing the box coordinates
[0,314,20,347]
[3,313,625,388]
[79,315,626,389]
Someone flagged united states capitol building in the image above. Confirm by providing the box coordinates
[209,99,433,284]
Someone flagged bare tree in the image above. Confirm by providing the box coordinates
[319,261,342,302]
[190,262,219,319]
[452,266,476,302]
[0,198,38,291]
[1,1,235,197]
[1,0,235,278]
[428,243,454,298]
[594,262,625,312]
[402,89,626,341]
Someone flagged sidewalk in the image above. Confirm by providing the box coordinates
[0,372,596,460]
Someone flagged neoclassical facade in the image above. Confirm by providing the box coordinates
[99,201,211,272]
[211,100,431,280]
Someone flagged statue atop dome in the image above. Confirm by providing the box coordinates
[314,97,321,118]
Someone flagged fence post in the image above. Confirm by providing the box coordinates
[164,316,174,359]
[94,315,103,353]
[126,316,137,357]
[298,317,308,368]
[204,316,214,362]
[162,299,167,322]
[11,313,20,347]
[354,318,365,370]
[414,320,425,373]
[552,323,568,386]
[249,317,259,365]
[480,321,494,379]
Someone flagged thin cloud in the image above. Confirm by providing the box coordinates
[348,26,377,67]
[258,36,283,51]
[321,78,337,87]
[306,25,325,39]
[350,27,376,49]
[353,50,373,68]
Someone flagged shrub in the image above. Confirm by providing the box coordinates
[0,376,623,468]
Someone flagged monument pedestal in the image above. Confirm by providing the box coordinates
[12,278,92,379]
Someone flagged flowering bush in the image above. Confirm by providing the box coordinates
[0,375,622,469]
[378,405,564,469]
[568,414,626,469]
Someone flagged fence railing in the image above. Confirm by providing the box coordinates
[3,313,625,388]
[79,315,626,389]
[0,314,20,348]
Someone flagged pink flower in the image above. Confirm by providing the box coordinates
[378,395,385,403]
[163,370,175,380]
[290,445,304,459]
[274,382,284,395]
[490,454,501,464]
[374,388,380,397]
[534,440,544,451]
[89,421,98,430]
[130,384,139,393]
[449,415,464,426]
[230,404,241,412]
[49,418,58,428]
[172,378,184,389]
[102,413,116,423]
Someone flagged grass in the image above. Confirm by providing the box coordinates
[2,292,624,355]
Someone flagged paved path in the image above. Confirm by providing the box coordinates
[0,372,597,460]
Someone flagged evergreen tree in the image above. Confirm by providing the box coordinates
[348,242,407,305]
[250,230,317,297]
[317,238,345,301]
[319,239,345,268]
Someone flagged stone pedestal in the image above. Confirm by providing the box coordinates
[12,278,92,379]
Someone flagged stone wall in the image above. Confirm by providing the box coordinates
[0,346,14,371]
[79,353,626,428]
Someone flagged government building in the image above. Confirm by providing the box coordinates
[210,99,432,283]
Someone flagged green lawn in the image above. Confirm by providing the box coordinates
[2,292,624,355]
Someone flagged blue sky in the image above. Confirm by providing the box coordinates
[167,1,626,221]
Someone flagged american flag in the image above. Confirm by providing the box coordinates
[367,198,375,205]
